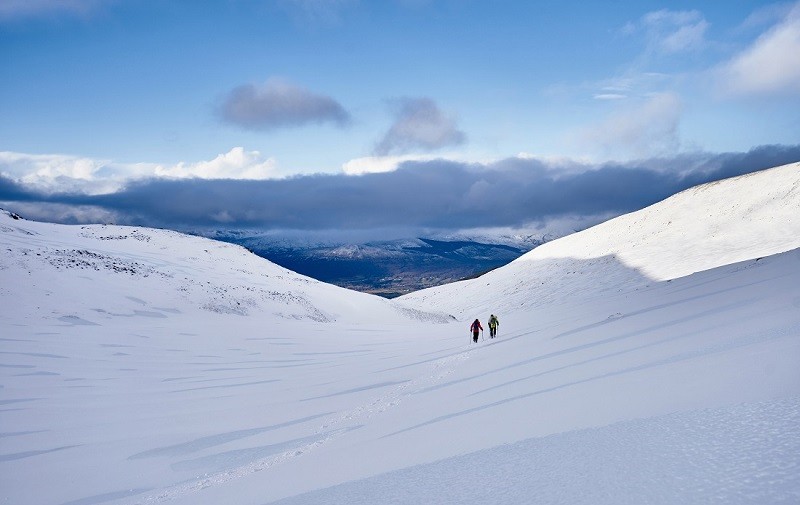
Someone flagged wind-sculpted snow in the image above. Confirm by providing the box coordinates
[1,163,800,505]
[270,396,800,505]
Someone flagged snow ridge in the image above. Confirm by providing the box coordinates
[399,161,800,318]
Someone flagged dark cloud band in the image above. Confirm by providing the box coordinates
[2,145,798,233]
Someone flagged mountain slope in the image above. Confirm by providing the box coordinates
[0,212,448,325]
[399,161,800,318]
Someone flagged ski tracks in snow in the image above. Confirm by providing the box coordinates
[134,343,474,504]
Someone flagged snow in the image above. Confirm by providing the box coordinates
[1,161,799,505]
[270,397,800,505]
[399,161,800,318]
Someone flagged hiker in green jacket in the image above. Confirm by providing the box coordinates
[488,314,499,338]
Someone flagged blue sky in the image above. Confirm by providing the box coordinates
[1,0,799,235]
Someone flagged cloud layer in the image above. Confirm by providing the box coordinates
[0,148,277,195]
[219,79,351,131]
[2,145,797,236]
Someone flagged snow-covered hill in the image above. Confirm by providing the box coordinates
[0,213,447,325]
[399,161,800,318]
[1,162,799,505]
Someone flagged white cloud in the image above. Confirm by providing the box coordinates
[342,154,437,175]
[0,151,119,194]
[574,92,683,159]
[0,147,279,195]
[628,9,709,55]
[343,155,409,175]
[716,3,800,97]
[154,147,277,180]
[342,151,502,176]
[594,94,627,101]
[660,18,709,53]
[589,73,672,104]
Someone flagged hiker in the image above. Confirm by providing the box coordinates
[488,314,499,338]
[470,319,483,343]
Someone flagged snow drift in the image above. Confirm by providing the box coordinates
[1,162,799,505]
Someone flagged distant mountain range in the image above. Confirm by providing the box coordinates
[197,233,548,297]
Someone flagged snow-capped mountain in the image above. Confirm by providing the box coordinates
[1,162,799,505]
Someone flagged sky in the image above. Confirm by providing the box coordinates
[1,0,799,237]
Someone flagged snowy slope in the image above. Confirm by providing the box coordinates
[1,162,799,505]
[0,213,447,325]
[399,161,800,318]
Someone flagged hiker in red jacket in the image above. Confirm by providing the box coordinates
[470,319,483,343]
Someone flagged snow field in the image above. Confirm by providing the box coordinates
[1,162,800,504]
